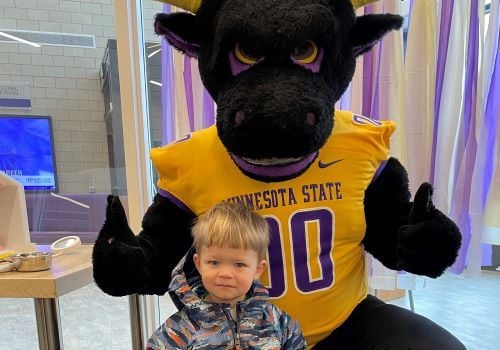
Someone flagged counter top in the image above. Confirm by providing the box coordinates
[0,244,93,298]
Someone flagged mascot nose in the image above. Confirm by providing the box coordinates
[306,112,317,126]
[235,110,246,125]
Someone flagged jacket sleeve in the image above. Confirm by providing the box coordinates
[146,318,188,350]
[278,308,307,350]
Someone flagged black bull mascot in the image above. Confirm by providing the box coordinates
[93,0,465,348]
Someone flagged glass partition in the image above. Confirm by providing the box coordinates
[0,0,125,246]
[0,0,133,348]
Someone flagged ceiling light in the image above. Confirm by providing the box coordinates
[148,48,161,58]
[149,80,162,87]
[0,31,40,47]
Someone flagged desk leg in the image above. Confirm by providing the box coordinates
[34,298,63,350]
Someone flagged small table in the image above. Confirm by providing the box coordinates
[0,244,93,350]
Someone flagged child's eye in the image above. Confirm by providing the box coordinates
[208,260,219,266]
[235,263,246,268]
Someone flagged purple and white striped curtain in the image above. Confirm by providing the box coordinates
[464,0,500,276]
[404,0,437,195]
[479,1,500,261]
[354,0,418,291]
[159,1,500,283]
[431,0,499,276]
[160,4,215,145]
[359,0,499,283]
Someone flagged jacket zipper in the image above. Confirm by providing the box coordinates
[224,304,242,350]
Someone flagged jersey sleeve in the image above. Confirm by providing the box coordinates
[149,127,217,213]
[150,134,193,194]
[332,110,397,163]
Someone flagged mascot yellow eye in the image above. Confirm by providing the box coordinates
[234,42,262,65]
[292,41,318,64]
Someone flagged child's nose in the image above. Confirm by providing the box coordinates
[218,266,234,278]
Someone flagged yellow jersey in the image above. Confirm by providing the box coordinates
[151,110,395,347]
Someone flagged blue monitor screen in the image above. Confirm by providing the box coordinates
[0,115,58,191]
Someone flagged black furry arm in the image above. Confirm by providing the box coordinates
[363,157,461,278]
[92,194,195,296]
[363,157,411,270]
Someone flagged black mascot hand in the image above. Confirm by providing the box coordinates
[100,195,137,245]
[396,183,461,278]
[92,195,149,296]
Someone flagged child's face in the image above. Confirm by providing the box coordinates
[193,245,267,308]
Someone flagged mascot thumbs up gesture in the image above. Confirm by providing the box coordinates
[93,1,464,348]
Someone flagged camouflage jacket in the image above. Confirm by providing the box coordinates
[146,250,307,349]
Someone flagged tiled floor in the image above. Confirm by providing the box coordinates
[1,271,499,349]
[386,271,500,350]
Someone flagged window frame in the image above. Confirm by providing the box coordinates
[113,1,159,348]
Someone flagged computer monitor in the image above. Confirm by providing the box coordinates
[0,115,58,192]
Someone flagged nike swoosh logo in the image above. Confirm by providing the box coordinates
[318,159,344,169]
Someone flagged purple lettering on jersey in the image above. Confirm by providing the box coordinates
[353,114,383,126]
[265,217,286,297]
[291,209,334,293]
[262,190,279,208]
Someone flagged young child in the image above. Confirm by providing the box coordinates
[147,201,306,349]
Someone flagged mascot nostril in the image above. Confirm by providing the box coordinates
[306,112,317,126]
[234,110,245,125]
[95,1,464,349]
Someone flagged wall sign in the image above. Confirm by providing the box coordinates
[0,81,31,109]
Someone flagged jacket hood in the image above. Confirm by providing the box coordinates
[168,246,270,323]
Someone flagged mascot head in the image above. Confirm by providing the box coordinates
[155,0,402,181]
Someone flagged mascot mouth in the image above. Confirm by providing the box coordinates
[243,157,305,166]
[230,152,318,179]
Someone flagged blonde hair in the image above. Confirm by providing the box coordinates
[192,201,270,260]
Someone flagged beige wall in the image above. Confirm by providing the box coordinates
[0,0,114,193]
[0,0,163,193]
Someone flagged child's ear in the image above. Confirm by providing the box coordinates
[254,260,267,279]
[193,253,201,272]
